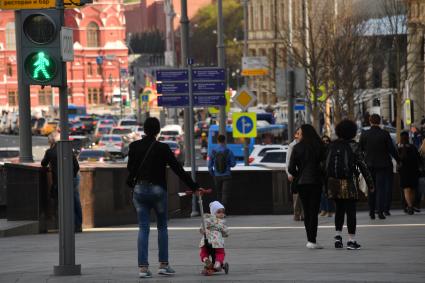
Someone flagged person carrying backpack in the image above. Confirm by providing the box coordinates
[326,120,374,250]
[208,134,236,209]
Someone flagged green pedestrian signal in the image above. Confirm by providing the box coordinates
[25,51,57,82]
[18,10,63,86]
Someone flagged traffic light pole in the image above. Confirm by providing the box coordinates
[53,0,81,276]
[15,11,33,163]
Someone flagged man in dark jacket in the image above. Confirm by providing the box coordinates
[41,131,82,232]
[359,114,399,219]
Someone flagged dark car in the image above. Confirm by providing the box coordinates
[78,116,99,134]
[69,121,85,135]
[69,135,92,154]
[161,140,185,165]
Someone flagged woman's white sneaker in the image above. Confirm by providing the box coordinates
[306,242,324,249]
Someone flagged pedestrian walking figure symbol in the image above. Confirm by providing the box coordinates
[33,52,51,80]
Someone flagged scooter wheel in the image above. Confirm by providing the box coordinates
[223,262,229,274]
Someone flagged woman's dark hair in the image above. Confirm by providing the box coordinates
[335,119,358,140]
[144,117,161,136]
[300,124,323,149]
[369,114,381,125]
[400,131,410,145]
[321,135,331,144]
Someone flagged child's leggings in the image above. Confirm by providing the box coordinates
[200,246,226,264]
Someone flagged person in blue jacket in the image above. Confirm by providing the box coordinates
[208,134,236,209]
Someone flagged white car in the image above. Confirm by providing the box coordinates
[249,144,288,164]
[251,149,287,169]
[98,134,129,158]
[159,124,184,142]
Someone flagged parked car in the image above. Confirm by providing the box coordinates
[251,149,287,169]
[97,119,115,128]
[159,124,184,142]
[78,149,115,162]
[98,134,129,158]
[161,140,185,165]
[32,118,46,135]
[249,144,288,164]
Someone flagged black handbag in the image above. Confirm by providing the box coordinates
[126,141,156,188]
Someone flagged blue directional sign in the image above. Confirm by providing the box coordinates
[194,94,226,106]
[141,95,149,102]
[157,95,189,107]
[156,70,189,81]
[193,82,226,93]
[157,82,189,94]
[192,68,225,81]
[294,104,306,111]
[232,112,257,138]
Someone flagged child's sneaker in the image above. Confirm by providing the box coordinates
[347,241,361,250]
[203,257,212,269]
[213,261,222,271]
[139,266,152,278]
[334,235,343,249]
[158,263,176,276]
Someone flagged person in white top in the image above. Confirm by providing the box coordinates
[286,128,304,221]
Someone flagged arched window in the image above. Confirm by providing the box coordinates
[5,22,16,50]
[87,22,100,47]
[6,63,13,77]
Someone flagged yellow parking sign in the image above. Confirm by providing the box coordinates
[232,112,257,138]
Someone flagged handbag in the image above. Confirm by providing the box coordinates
[126,141,156,188]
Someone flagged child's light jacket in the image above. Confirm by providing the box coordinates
[199,214,229,248]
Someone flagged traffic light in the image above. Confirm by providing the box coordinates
[17,9,63,87]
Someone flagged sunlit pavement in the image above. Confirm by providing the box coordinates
[0,210,424,282]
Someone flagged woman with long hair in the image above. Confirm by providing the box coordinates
[398,131,420,215]
[288,124,326,249]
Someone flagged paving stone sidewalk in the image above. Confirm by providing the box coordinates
[0,210,424,282]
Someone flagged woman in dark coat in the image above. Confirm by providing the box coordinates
[398,131,420,215]
[288,124,326,249]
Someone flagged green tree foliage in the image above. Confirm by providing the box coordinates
[129,30,165,54]
[190,0,243,70]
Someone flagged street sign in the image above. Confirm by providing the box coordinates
[209,90,231,114]
[156,69,188,81]
[241,56,268,76]
[192,68,225,81]
[233,87,256,111]
[294,104,306,111]
[405,98,412,126]
[232,112,257,138]
[157,82,189,94]
[193,82,226,93]
[157,95,189,107]
[141,95,149,102]
[0,0,92,10]
[60,27,74,62]
[96,56,103,65]
[194,94,226,106]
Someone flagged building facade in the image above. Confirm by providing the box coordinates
[0,0,128,111]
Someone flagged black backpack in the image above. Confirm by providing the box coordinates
[325,141,355,179]
[214,149,229,174]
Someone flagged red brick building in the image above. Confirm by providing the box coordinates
[124,0,213,35]
[0,0,128,110]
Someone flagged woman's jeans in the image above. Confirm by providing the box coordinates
[133,183,168,267]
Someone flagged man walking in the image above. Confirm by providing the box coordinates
[208,134,236,209]
[360,114,399,220]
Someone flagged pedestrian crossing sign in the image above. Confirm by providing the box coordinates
[232,112,257,138]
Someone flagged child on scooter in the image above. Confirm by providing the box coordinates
[199,201,229,271]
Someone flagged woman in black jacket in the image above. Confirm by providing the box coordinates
[398,131,420,215]
[288,124,326,249]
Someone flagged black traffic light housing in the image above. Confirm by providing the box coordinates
[17,9,63,87]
